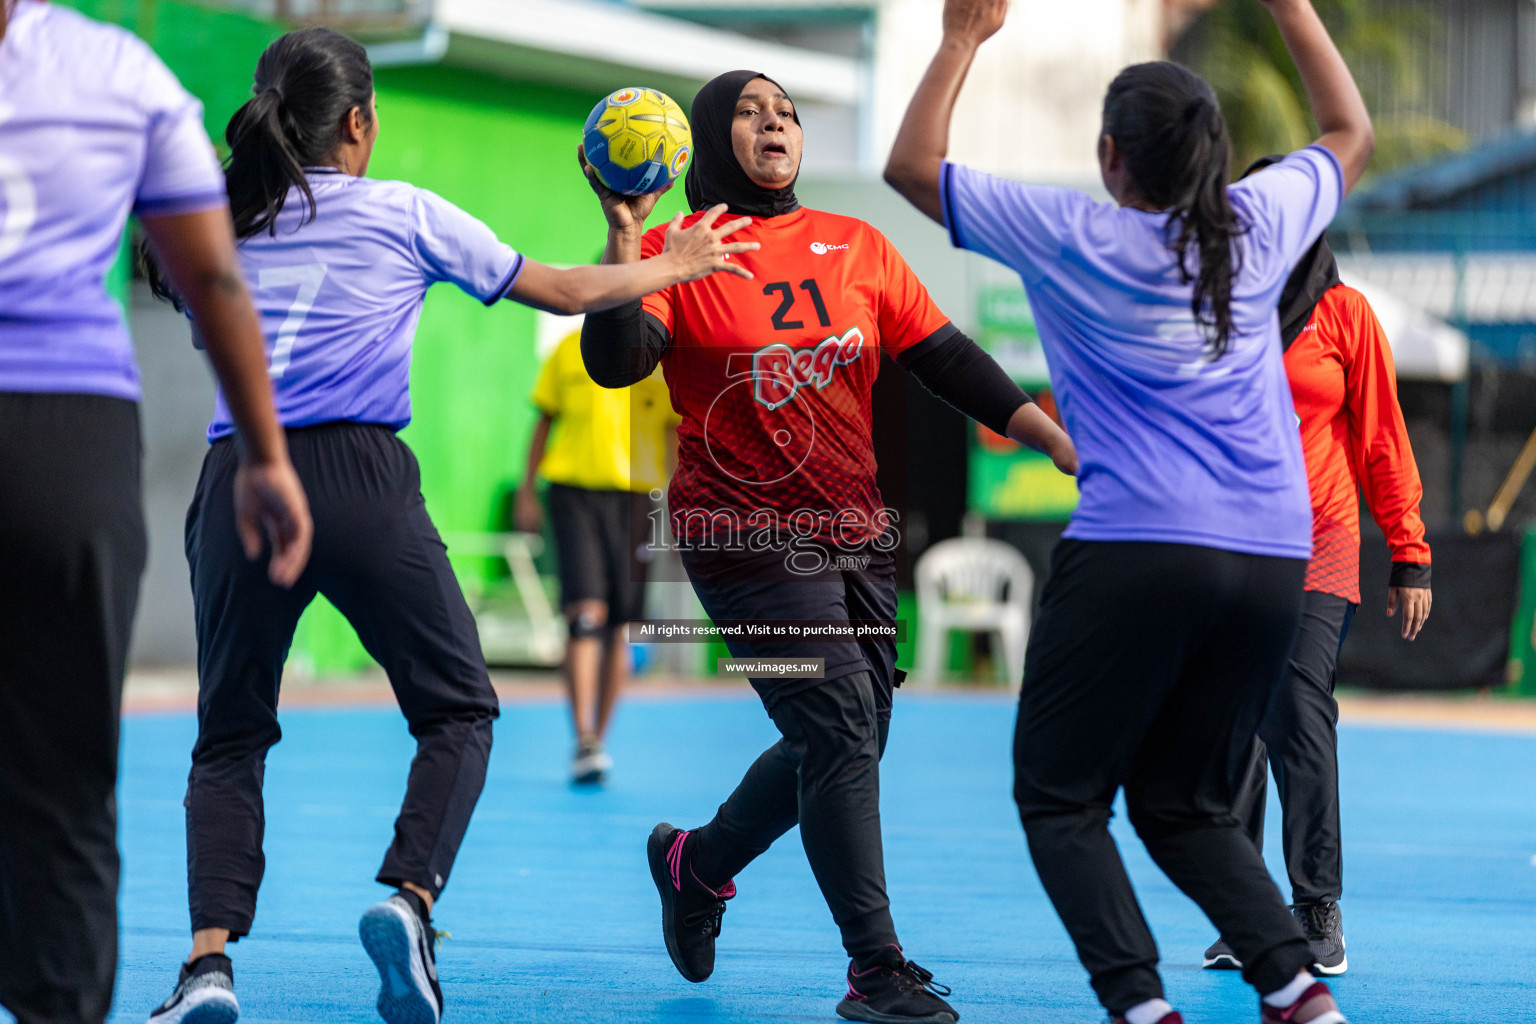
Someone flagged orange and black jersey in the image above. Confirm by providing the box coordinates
[636,207,950,545]
[623,206,1011,547]
[1286,283,1430,602]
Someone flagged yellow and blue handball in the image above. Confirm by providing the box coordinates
[584,87,692,196]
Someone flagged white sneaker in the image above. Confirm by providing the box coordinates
[147,953,239,1024]
[571,740,612,784]
[360,893,443,1024]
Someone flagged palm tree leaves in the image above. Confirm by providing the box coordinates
[1174,0,1466,179]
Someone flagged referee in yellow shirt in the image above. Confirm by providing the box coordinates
[517,329,678,783]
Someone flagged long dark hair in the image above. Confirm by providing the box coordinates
[144,28,373,304]
[1103,62,1244,356]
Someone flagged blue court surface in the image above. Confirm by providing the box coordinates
[98,689,1534,1024]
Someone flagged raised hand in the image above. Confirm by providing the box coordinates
[943,0,1008,46]
[578,143,669,233]
[1259,0,1373,189]
[661,204,759,281]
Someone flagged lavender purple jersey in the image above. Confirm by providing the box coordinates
[0,0,226,400]
[207,170,523,439]
[941,145,1346,560]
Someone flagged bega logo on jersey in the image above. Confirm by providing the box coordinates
[751,327,865,410]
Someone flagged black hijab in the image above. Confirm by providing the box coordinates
[684,70,801,218]
[1243,155,1340,350]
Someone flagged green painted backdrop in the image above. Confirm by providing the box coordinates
[65,0,690,672]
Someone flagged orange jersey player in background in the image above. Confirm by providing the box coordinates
[578,69,1074,1024]
[1202,156,1432,981]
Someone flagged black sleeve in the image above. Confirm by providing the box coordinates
[896,323,1033,437]
[580,299,673,389]
[1390,561,1431,588]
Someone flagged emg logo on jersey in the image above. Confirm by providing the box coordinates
[751,327,864,409]
[809,241,849,255]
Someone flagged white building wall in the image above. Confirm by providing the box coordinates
[871,0,1162,182]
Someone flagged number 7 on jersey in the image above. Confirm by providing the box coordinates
[260,263,328,380]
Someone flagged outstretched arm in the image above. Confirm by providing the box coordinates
[900,330,1077,475]
[884,0,1008,224]
[509,146,760,316]
[508,205,757,315]
[1262,0,1374,190]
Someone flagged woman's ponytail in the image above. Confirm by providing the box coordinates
[225,84,314,239]
[1103,62,1244,356]
[143,28,372,307]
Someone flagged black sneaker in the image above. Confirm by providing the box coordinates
[147,953,239,1024]
[1202,937,1243,970]
[837,946,959,1024]
[646,822,735,983]
[1293,901,1347,976]
[360,891,444,1024]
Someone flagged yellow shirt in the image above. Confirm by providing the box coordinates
[531,331,678,493]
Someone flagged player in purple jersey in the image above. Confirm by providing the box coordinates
[141,28,755,1024]
[886,1,1374,1023]
[0,3,311,1024]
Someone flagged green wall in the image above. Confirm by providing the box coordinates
[64,0,690,673]
[62,0,284,141]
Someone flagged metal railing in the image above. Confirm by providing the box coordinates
[1329,210,1536,368]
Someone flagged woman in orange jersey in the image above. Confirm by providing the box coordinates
[579,70,1075,1024]
[1201,156,1432,981]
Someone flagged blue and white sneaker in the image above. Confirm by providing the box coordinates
[146,953,239,1024]
[360,892,444,1024]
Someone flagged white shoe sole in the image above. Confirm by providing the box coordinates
[1312,953,1348,976]
[360,901,440,1024]
[1202,952,1243,970]
[1313,934,1347,976]
[148,986,239,1024]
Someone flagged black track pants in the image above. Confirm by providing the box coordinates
[1236,590,1355,905]
[0,394,146,1024]
[1013,540,1314,1015]
[680,543,901,959]
[184,423,498,937]
[690,672,897,959]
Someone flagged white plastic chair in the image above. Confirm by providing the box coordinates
[913,537,1033,687]
[441,531,565,667]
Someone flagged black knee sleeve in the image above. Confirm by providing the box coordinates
[568,608,608,640]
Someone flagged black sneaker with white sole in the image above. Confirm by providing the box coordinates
[1293,900,1347,976]
[147,953,239,1024]
[837,946,959,1024]
[1202,937,1243,970]
[360,891,444,1024]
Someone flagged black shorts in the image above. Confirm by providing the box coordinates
[546,482,650,623]
[679,541,899,713]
